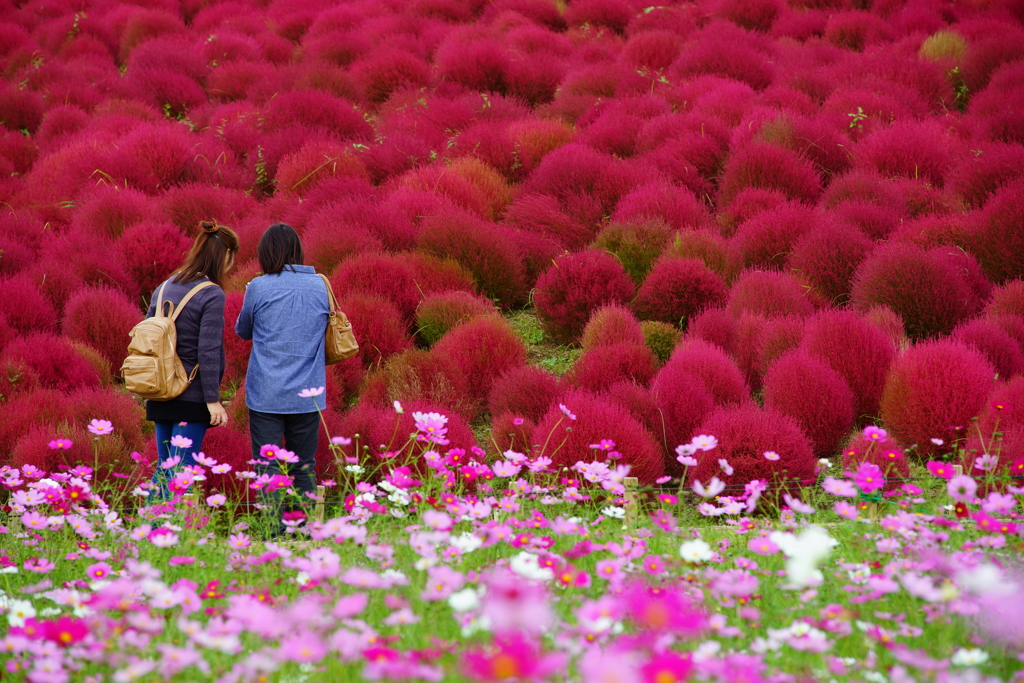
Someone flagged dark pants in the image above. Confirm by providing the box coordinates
[249,410,320,500]
[152,421,208,499]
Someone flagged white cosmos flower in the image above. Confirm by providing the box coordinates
[951,648,989,666]
[679,539,713,563]
[509,552,553,581]
[769,526,837,588]
[693,477,726,498]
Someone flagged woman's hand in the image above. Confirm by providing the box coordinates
[207,402,228,427]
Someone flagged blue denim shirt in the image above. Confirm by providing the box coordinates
[235,266,329,414]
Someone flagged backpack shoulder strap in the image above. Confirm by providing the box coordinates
[155,282,172,318]
[170,281,216,322]
[319,274,338,312]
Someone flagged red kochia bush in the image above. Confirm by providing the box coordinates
[0,388,70,454]
[334,293,414,370]
[488,365,561,423]
[710,0,783,32]
[331,253,421,324]
[718,142,821,207]
[565,342,658,392]
[734,313,805,393]
[789,219,873,305]
[801,310,896,422]
[985,280,1024,319]
[763,350,855,457]
[670,25,775,91]
[621,30,685,70]
[649,365,715,473]
[688,404,817,491]
[947,142,1024,209]
[0,276,57,334]
[730,201,816,272]
[1,334,104,391]
[222,291,251,389]
[260,90,372,142]
[75,186,158,240]
[535,389,664,485]
[432,316,527,412]
[664,338,749,407]
[361,350,475,420]
[632,256,730,327]
[62,287,141,376]
[581,305,646,352]
[960,377,1024,480]
[534,250,636,344]
[433,28,510,93]
[351,48,431,103]
[565,0,635,33]
[967,179,1024,284]
[274,140,370,197]
[417,209,526,309]
[491,411,536,453]
[880,340,997,458]
[337,401,478,468]
[851,243,983,340]
[611,182,710,231]
[854,120,960,188]
[118,221,192,298]
[952,318,1024,380]
[727,270,817,319]
[841,435,910,492]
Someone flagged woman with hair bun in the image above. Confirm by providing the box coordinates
[146,220,238,480]
[235,223,329,526]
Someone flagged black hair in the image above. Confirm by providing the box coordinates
[257,223,304,275]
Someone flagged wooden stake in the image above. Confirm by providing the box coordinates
[952,464,964,478]
[623,477,638,530]
[314,485,326,523]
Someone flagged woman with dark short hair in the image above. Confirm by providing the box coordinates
[146,220,238,484]
[235,223,329,525]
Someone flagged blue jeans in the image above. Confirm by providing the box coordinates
[152,421,208,498]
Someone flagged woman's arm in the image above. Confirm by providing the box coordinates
[197,289,226,407]
[235,283,254,341]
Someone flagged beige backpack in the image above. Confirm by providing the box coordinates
[121,280,214,400]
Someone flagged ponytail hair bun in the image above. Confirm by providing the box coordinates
[200,220,220,234]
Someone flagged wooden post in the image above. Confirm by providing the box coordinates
[623,477,638,530]
[867,502,879,520]
[952,464,964,477]
[314,485,326,524]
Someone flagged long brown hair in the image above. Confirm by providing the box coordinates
[172,220,239,286]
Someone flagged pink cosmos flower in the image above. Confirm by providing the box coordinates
[863,426,887,442]
[833,501,858,520]
[783,493,815,515]
[559,403,576,420]
[947,475,977,503]
[974,453,998,471]
[259,444,280,459]
[624,582,706,634]
[691,434,718,451]
[228,533,250,549]
[590,439,615,451]
[642,652,693,683]
[86,562,112,580]
[493,461,521,478]
[297,386,325,398]
[764,451,781,461]
[822,477,857,497]
[718,458,734,476]
[693,477,725,498]
[926,461,954,479]
[393,400,404,413]
[48,439,73,450]
[854,462,885,493]
[464,633,564,682]
[169,435,193,450]
[41,616,88,647]
[87,419,113,436]
[748,535,779,555]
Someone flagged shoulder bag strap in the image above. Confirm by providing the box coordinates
[170,281,216,322]
[318,274,338,312]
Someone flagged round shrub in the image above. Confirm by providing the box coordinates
[880,340,997,458]
[581,305,646,352]
[649,366,716,474]
[1,333,104,392]
[632,256,730,328]
[222,290,251,389]
[360,349,475,420]
[664,229,732,281]
[788,219,873,305]
[275,140,370,198]
[718,142,822,207]
[968,179,1024,284]
[985,279,1024,319]
[416,292,496,346]
[201,426,260,501]
[664,338,749,407]
[76,186,158,240]
[688,308,739,357]
[488,365,561,423]
[432,316,527,413]
[611,182,710,231]
[641,320,681,365]
[688,405,817,493]
[534,250,636,345]
[330,253,421,324]
[0,275,57,334]
[735,313,805,393]
[952,318,1024,380]
[729,201,816,272]
[669,27,775,91]
[718,187,788,237]
[535,389,665,485]
[763,350,855,457]
[727,270,817,319]
[851,242,983,340]
[117,221,193,298]
[565,342,658,393]
[62,287,141,376]
[491,410,536,454]
[433,28,510,93]
[947,142,1024,209]
[503,193,593,250]
[337,401,479,470]
[593,219,673,284]
[854,120,960,188]
[801,310,897,422]
[417,209,527,309]
[841,434,910,492]
[334,293,414,371]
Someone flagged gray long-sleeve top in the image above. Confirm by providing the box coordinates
[145,277,226,404]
